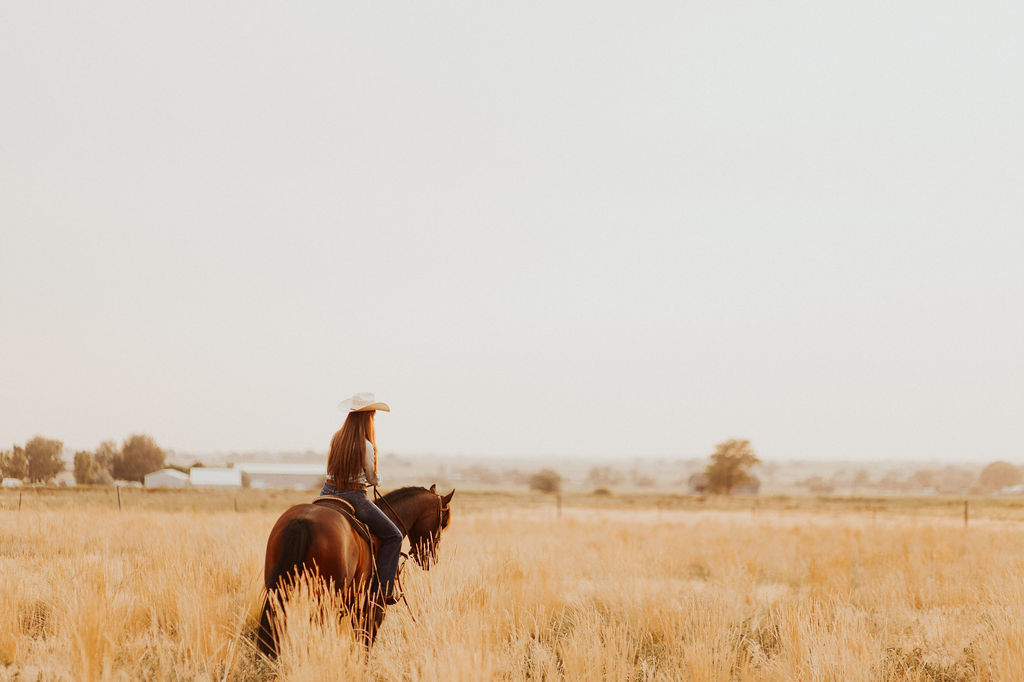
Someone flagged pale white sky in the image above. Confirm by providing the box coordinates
[2,1,1022,462]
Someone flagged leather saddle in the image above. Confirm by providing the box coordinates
[312,495,380,555]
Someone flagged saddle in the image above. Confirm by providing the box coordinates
[312,496,380,556]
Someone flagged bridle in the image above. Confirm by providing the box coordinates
[371,486,450,623]
[430,492,451,564]
[373,485,449,547]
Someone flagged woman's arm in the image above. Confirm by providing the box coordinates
[363,440,380,486]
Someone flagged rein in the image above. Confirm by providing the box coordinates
[371,486,448,624]
[394,553,416,623]
[372,485,409,537]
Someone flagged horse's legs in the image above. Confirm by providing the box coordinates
[364,598,385,648]
[256,589,280,657]
[348,592,386,649]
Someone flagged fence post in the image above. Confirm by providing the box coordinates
[117,486,122,511]
[19,491,22,511]
[964,500,968,528]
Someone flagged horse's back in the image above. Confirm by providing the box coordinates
[265,503,373,588]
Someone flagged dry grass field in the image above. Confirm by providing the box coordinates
[3,489,1024,680]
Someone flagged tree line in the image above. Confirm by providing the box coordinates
[0,434,166,485]
[524,439,761,496]
[798,460,1024,496]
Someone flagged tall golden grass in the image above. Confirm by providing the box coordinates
[2,493,1024,680]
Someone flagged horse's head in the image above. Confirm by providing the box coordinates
[408,484,454,570]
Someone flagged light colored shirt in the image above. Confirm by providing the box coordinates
[325,439,380,486]
[359,440,380,486]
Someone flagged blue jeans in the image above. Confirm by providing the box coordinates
[320,482,403,596]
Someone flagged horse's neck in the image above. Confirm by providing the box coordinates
[379,493,427,537]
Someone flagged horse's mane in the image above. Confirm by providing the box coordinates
[382,486,431,503]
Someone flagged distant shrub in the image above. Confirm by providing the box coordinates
[586,466,623,487]
[798,475,836,495]
[978,461,1023,493]
[461,465,500,485]
[592,487,612,497]
[527,469,562,494]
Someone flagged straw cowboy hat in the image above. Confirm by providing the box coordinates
[338,392,391,413]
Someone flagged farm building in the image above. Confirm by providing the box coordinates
[189,467,242,488]
[144,469,189,488]
[2,478,23,487]
[235,463,325,490]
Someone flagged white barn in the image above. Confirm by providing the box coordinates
[189,467,242,488]
[144,469,189,488]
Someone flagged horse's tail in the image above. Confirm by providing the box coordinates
[257,518,313,657]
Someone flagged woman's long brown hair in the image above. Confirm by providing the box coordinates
[327,411,377,483]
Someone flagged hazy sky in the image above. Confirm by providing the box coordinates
[2,1,1022,462]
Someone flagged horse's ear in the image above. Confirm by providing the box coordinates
[443,489,454,504]
[429,483,436,493]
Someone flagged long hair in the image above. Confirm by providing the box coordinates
[327,411,377,482]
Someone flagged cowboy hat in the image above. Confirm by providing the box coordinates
[338,392,391,413]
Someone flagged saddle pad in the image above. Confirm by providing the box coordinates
[312,495,356,516]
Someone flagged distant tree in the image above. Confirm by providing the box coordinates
[74,451,94,485]
[586,466,623,487]
[0,445,29,480]
[703,439,760,495]
[907,469,937,491]
[876,470,910,492]
[503,469,527,485]
[977,461,1023,493]
[740,475,762,494]
[463,465,500,485]
[632,472,656,488]
[113,434,165,483]
[25,436,64,483]
[93,440,119,473]
[687,472,709,494]
[527,469,562,494]
[935,466,975,494]
[799,475,835,495]
[73,450,113,485]
[94,466,113,485]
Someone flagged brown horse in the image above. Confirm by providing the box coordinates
[256,484,455,655]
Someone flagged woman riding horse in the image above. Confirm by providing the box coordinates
[257,393,454,654]
[320,392,403,603]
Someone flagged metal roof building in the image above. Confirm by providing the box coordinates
[189,467,243,488]
[235,463,325,490]
[144,469,189,488]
